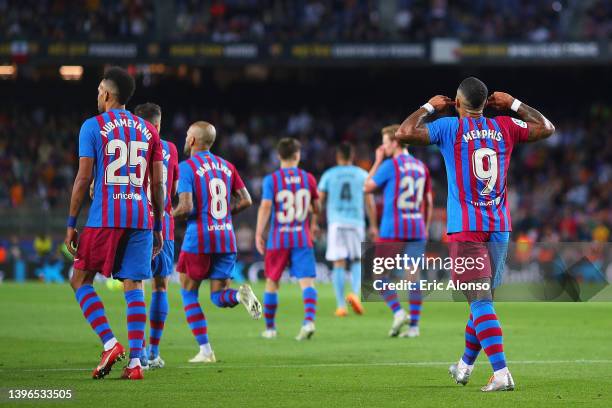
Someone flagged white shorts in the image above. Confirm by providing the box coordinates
[325,223,365,262]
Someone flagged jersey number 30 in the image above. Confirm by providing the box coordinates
[276,189,311,223]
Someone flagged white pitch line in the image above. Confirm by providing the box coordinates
[8,360,612,373]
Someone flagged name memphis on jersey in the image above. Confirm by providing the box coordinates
[100,117,153,140]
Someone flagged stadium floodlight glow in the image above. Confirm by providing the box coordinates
[0,64,16,78]
[59,65,84,80]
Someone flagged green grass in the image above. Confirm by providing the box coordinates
[1,282,611,407]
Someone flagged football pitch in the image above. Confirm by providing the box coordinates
[1,282,611,407]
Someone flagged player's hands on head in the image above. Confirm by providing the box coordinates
[64,228,79,256]
[152,231,163,258]
[487,92,514,110]
[255,235,266,256]
[427,95,455,111]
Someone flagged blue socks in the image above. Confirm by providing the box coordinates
[470,300,506,371]
[124,289,146,359]
[210,289,239,308]
[75,285,114,344]
[302,287,317,325]
[181,289,209,346]
[148,291,168,359]
[263,292,278,329]
[332,267,346,308]
[350,262,361,295]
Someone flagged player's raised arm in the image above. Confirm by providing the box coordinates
[395,95,455,145]
[64,157,94,255]
[231,187,253,215]
[487,91,555,142]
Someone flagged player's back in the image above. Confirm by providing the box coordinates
[319,165,368,227]
[262,167,318,249]
[178,151,239,253]
[426,115,529,233]
[375,152,430,241]
[81,108,161,229]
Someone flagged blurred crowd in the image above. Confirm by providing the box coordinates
[0,104,610,244]
[1,0,612,42]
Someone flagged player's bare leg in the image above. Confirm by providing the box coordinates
[71,269,125,379]
[296,278,317,341]
[262,279,279,338]
[147,276,169,369]
[332,260,348,316]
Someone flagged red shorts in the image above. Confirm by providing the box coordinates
[447,232,492,283]
[264,247,316,282]
[176,251,236,281]
[74,227,125,277]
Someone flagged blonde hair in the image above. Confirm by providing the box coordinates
[381,124,407,146]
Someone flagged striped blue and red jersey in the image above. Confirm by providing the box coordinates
[426,116,529,233]
[372,152,431,241]
[177,151,245,254]
[79,108,163,229]
[160,139,179,241]
[262,167,318,250]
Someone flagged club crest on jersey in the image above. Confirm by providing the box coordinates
[511,118,528,128]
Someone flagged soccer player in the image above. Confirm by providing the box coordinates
[317,142,377,317]
[364,125,433,338]
[65,67,165,380]
[255,138,320,340]
[395,77,555,391]
[133,103,178,369]
[173,121,262,363]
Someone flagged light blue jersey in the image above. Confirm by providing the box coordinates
[318,165,368,228]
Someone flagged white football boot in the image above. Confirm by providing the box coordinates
[399,326,420,338]
[481,371,515,392]
[261,329,278,339]
[295,322,315,341]
[449,360,472,386]
[148,355,165,369]
[239,284,262,319]
[388,309,409,337]
[188,350,217,363]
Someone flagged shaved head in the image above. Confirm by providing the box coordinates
[184,121,217,156]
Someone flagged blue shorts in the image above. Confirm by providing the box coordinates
[488,232,510,289]
[113,229,153,281]
[151,240,174,278]
[177,251,237,281]
[265,247,316,282]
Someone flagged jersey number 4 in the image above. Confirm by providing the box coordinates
[276,189,311,223]
[105,139,149,187]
